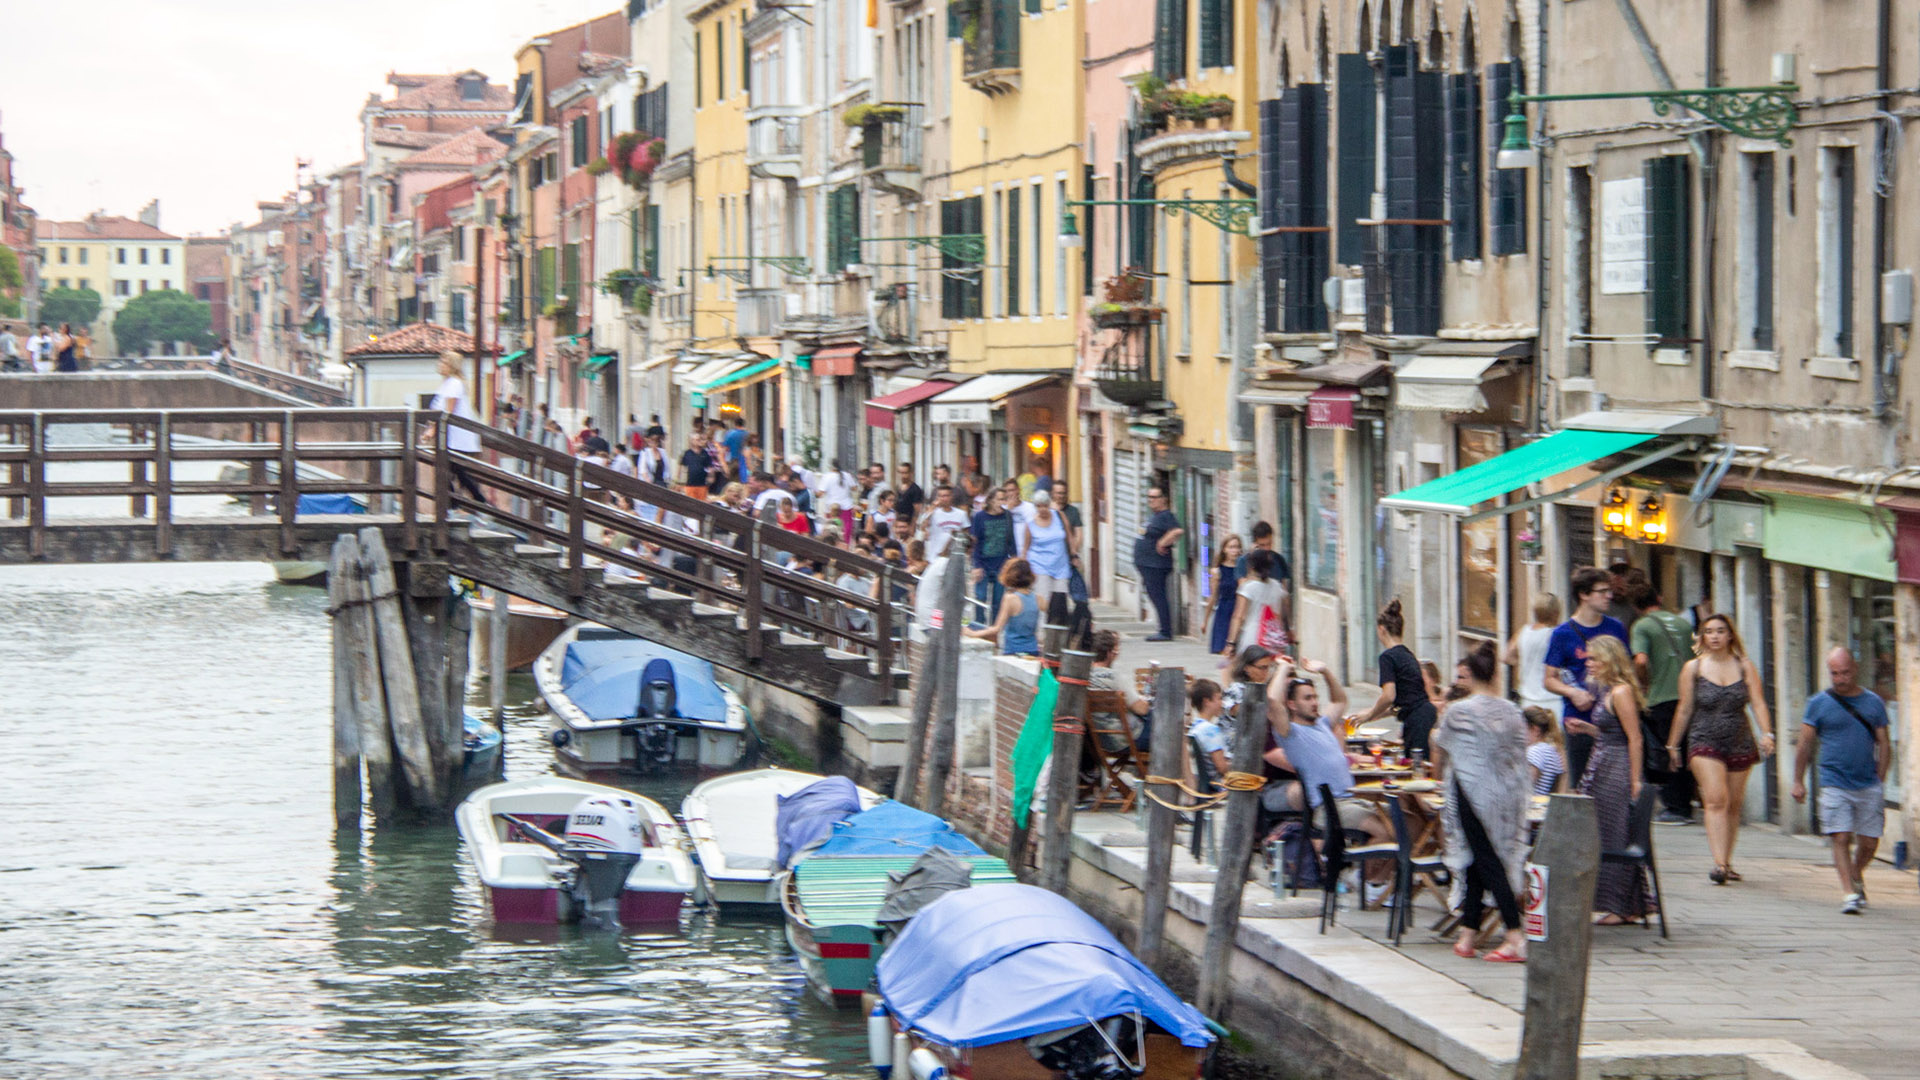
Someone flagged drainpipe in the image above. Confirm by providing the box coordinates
[1873,0,1893,420]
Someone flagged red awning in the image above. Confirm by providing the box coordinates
[813,343,861,377]
[1306,386,1358,430]
[864,380,958,430]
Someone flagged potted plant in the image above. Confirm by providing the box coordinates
[842,103,906,128]
[1089,301,1165,329]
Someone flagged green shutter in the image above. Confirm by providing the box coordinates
[1644,155,1691,344]
[1153,0,1188,80]
[1335,53,1375,266]
[562,243,580,309]
[828,185,861,271]
[535,247,555,308]
[645,205,661,275]
[1081,165,1096,294]
[1005,189,1021,316]
[694,31,703,107]
[1198,0,1230,69]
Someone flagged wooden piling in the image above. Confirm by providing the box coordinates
[899,551,961,806]
[488,586,510,723]
[328,536,362,829]
[1008,616,1068,881]
[1516,794,1600,1080]
[444,586,472,771]
[923,534,970,817]
[339,534,396,818]
[356,526,440,809]
[1040,646,1093,893]
[398,557,462,798]
[1197,681,1270,1020]
[1137,663,1186,969]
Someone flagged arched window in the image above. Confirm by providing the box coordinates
[1316,9,1331,82]
[1357,2,1371,54]
[1461,10,1477,71]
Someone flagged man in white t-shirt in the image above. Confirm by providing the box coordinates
[430,351,489,506]
[920,483,971,556]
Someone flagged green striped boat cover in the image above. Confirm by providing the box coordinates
[793,856,1017,929]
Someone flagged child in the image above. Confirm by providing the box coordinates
[1524,705,1567,795]
[869,489,897,538]
[1186,678,1232,783]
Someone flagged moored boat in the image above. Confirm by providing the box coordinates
[271,493,368,586]
[536,624,754,772]
[873,883,1215,1080]
[779,801,1016,1005]
[470,593,571,671]
[681,769,881,906]
[455,776,695,926]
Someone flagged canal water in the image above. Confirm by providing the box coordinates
[0,562,869,1078]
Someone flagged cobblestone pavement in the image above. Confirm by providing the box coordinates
[1350,821,1919,1079]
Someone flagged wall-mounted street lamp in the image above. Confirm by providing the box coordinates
[703,255,812,282]
[1057,198,1259,247]
[1496,83,1800,170]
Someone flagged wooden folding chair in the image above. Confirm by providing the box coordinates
[1084,690,1144,811]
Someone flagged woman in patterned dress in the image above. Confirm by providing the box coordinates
[1568,636,1648,924]
[1667,613,1775,885]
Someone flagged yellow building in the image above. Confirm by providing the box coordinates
[933,0,1084,482]
[687,0,759,372]
[33,224,111,309]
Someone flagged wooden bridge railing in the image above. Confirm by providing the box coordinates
[87,355,353,406]
[0,408,907,683]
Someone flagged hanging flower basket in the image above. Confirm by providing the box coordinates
[1090,302,1164,329]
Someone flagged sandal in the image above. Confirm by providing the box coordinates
[1453,938,1478,959]
[1592,913,1628,926]
[1484,945,1526,963]
[1723,867,1743,882]
[1708,865,1728,886]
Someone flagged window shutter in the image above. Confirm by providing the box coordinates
[1335,53,1375,267]
[645,205,661,275]
[828,185,861,272]
[1261,87,1330,334]
[1644,155,1691,344]
[1082,164,1096,294]
[1385,46,1442,335]
[1446,71,1482,261]
[1025,0,1040,15]
[1154,0,1188,81]
[1005,188,1022,316]
[1198,0,1231,69]
[1487,62,1527,256]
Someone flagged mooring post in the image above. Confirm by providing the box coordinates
[328,536,363,829]
[1516,794,1600,1080]
[340,533,395,818]
[397,556,460,797]
[444,586,472,780]
[1197,682,1270,1020]
[923,534,970,817]
[357,526,441,810]
[898,553,950,806]
[488,586,510,724]
[1008,615,1068,880]
[1137,663,1186,969]
[1041,645,1093,893]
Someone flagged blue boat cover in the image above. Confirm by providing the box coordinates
[811,800,986,859]
[876,883,1214,1049]
[558,638,730,722]
[296,493,366,515]
[774,776,865,868]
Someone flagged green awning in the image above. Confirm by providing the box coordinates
[701,356,780,393]
[579,354,613,380]
[497,348,527,367]
[1381,428,1656,516]
[1763,494,1895,582]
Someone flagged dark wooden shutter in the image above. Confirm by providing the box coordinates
[644,205,661,275]
[940,199,961,318]
[1081,164,1096,294]
[1385,46,1443,335]
[1335,53,1375,267]
[1446,71,1482,261]
[1154,0,1188,81]
[1261,87,1330,333]
[1198,0,1231,69]
[1750,154,1774,351]
[1005,189,1022,315]
[1644,154,1691,344]
[1487,62,1527,256]
[827,185,861,272]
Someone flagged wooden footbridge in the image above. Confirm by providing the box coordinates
[0,408,910,706]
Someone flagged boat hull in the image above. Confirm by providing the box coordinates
[271,560,328,587]
[780,873,878,1005]
[487,883,685,925]
[471,595,570,671]
[536,624,754,772]
[681,769,882,908]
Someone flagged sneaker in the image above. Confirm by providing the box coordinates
[1654,812,1694,826]
[1362,880,1392,907]
[1855,880,1868,907]
[1142,634,1173,642]
[1841,893,1864,915]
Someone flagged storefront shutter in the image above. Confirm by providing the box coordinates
[1486,62,1527,256]
[1446,71,1482,261]
[1644,154,1692,344]
[1335,53,1375,267]
[1113,446,1145,583]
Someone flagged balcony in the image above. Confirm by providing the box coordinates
[856,102,924,198]
[658,289,691,324]
[737,288,787,336]
[1094,329,1162,409]
[747,111,804,180]
[959,0,1020,96]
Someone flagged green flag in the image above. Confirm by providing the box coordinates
[1010,668,1060,828]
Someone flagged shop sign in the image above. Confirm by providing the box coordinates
[1523,862,1549,940]
[1305,389,1356,430]
[930,402,990,427]
[1601,178,1647,295]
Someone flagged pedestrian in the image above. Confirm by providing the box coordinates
[964,557,1041,657]
[1523,706,1566,794]
[962,471,988,513]
[1088,628,1154,745]
[1433,641,1531,962]
[1051,478,1083,550]
[1503,592,1564,716]
[722,415,750,482]
[1133,486,1183,641]
[869,489,897,538]
[818,459,858,538]
[932,463,952,490]
[53,323,78,372]
[1542,567,1629,780]
[26,324,52,372]
[1667,612,1774,885]
[904,538,929,578]
[680,433,712,501]
[784,470,815,517]
[1568,636,1648,925]
[920,483,970,557]
[1348,598,1439,758]
[1606,561,1647,628]
[1791,648,1891,915]
[1235,520,1291,585]
[0,323,20,371]
[1220,548,1288,658]
[894,462,924,531]
[1020,490,1073,603]
[775,496,810,536]
[1629,584,1698,824]
[429,351,489,506]
[637,432,669,486]
[1207,534,1244,655]
[646,413,666,440]
[969,487,1016,623]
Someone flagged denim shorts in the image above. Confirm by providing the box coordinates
[1817,783,1885,839]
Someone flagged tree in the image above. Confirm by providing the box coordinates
[113,288,214,355]
[0,294,18,318]
[0,246,22,294]
[40,286,102,329]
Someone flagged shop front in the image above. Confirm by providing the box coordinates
[864,375,959,477]
[924,373,1068,488]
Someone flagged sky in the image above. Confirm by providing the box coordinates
[0,0,624,238]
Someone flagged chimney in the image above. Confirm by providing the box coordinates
[139,199,161,228]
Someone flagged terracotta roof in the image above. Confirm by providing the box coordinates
[370,129,453,150]
[37,214,180,242]
[398,127,506,168]
[386,70,516,113]
[346,322,498,357]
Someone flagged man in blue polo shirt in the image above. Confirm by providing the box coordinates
[1792,648,1891,915]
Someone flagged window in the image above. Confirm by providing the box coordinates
[571,115,590,167]
[1446,70,1481,261]
[1335,53,1375,266]
[451,292,467,331]
[140,248,150,265]
[1644,154,1691,345]
[1565,166,1593,377]
[827,184,861,272]
[1198,0,1232,68]
[941,195,983,318]
[1486,61,1527,255]
[1030,181,1043,315]
[1153,0,1188,80]
[78,248,89,265]
[56,278,68,289]
[195,284,209,299]
[79,277,90,291]
[161,249,170,265]
[114,280,130,297]
[1004,187,1021,316]
[58,247,68,264]
[695,31,704,107]
[1260,87,1330,333]
[140,280,149,294]
[1738,152,1775,352]
[422,300,436,324]
[634,84,669,137]
[715,20,726,103]
[452,226,466,263]
[117,248,126,264]
[1055,177,1069,313]
[514,72,535,123]
[1818,146,1856,358]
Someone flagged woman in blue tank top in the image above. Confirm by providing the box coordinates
[965,558,1041,657]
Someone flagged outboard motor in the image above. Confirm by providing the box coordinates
[1026,1018,1143,1080]
[626,657,682,771]
[560,794,648,924]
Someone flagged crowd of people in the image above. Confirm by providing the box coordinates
[0,321,89,372]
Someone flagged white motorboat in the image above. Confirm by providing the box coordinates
[535,624,754,773]
[455,776,695,926]
[680,768,882,906]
